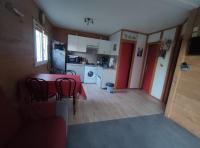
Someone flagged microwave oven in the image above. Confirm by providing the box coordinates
[67,55,82,63]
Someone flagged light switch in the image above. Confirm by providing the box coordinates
[180,62,189,72]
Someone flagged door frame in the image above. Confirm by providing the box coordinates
[142,41,161,94]
[160,26,182,105]
[141,26,181,105]
[115,38,136,89]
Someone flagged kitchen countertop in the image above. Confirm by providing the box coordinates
[66,63,116,70]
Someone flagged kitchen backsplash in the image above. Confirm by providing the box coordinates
[70,48,98,64]
[69,49,117,68]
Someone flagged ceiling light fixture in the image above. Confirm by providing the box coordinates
[84,17,94,26]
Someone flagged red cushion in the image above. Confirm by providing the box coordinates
[0,90,21,147]
[20,102,57,122]
[7,117,66,148]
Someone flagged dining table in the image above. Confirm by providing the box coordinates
[17,73,87,103]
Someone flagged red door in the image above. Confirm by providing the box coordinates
[116,42,134,89]
[143,44,160,93]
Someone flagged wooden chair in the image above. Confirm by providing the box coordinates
[55,78,77,115]
[66,70,76,75]
[26,77,57,102]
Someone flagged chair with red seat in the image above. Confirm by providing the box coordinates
[26,77,57,102]
[0,87,67,148]
[66,70,76,75]
[55,78,77,114]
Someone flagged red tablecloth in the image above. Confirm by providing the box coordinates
[31,74,87,99]
[17,74,87,103]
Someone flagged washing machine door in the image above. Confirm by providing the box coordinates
[87,71,95,78]
[84,66,97,83]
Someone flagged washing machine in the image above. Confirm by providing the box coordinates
[84,65,97,83]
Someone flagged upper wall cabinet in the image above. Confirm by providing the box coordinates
[86,38,99,47]
[68,34,116,55]
[98,40,112,55]
[68,35,78,52]
[68,35,100,53]
[77,36,88,52]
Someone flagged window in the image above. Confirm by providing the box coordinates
[33,20,48,66]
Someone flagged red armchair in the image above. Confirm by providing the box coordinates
[0,90,68,148]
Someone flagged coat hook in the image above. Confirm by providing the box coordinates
[5,2,24,18]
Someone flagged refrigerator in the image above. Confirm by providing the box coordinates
[51,41,66,73]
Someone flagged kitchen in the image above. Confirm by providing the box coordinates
[51,26,178,102]
[51,33,119,89]
[1,0,200,147]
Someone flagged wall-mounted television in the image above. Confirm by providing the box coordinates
[188,37,200,55]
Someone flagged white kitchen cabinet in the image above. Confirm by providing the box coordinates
[77,36,87,52]
[68,35,78,52]
[86,38,99,47]
[66,63,85,82]
[97,67,116,88]
[98,40,112,55]
[97,45,105,54]
[102,69,116,88]
[68,35,99,52]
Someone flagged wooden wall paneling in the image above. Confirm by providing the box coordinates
[0,0,53,99]
[165,8,200,138]
[165,8,198,116]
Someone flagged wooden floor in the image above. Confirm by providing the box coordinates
[68,84,163,125]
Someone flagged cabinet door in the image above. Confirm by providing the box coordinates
[77,36,87,52]
[86,38,99,47]
[104,41,112,55]
[97,41,105,54]
[102,69,116,88]
[66,64,85,82]
[98,40,111,55]
[68,35,78,51]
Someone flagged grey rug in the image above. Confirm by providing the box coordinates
[67,114,200,148]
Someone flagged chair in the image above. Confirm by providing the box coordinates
[66,70,76,75]
[0,87,67,148]
[55,78,77,114]
[26,77,57,102]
